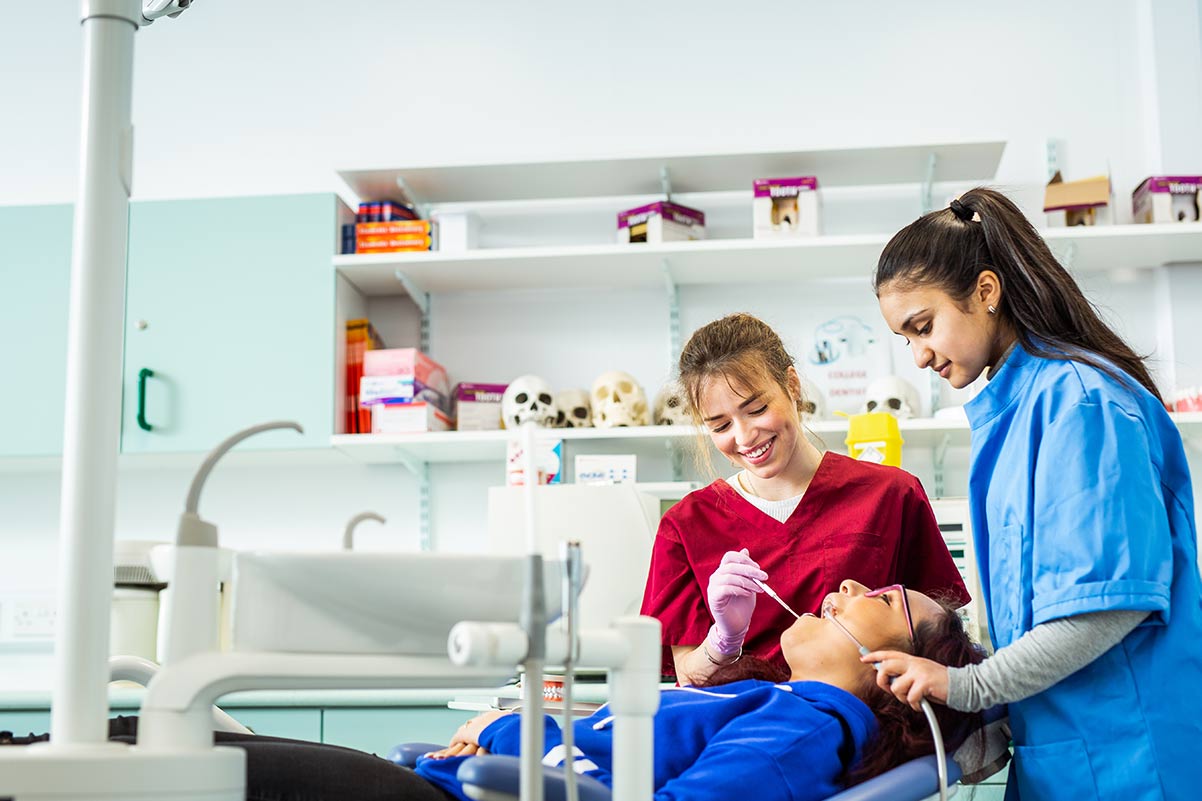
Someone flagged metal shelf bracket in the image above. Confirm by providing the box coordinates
[394,269,431,352]
[921,153,938,213]
[394,449,433,550]
[932,433,951,499]
[660,165,673,201]
[662,260,680,364]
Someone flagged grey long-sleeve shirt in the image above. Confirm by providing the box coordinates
[946,609,1148,712]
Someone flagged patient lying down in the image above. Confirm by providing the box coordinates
[2,581,983,801]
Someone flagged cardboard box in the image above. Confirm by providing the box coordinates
[506,439,563,485]
[1044,171,1112,226]
[370,400,451,434]
[363,348,449,395]
[616,201,705,243]
[753,176,821,238]
[454,382,507,431]
[1133,176,1202,224]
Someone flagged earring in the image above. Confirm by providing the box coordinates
[988,305,997,315]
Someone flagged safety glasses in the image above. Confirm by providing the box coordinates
[865,584,914,644]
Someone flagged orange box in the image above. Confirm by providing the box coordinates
[356,220,432,237]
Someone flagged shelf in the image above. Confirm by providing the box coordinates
[1044,223,1202,272]
[329,417,973,466]
[336,141,1006,205]
[337,222,1202,297]
[331,412,1202,466]
[334,235,890,295]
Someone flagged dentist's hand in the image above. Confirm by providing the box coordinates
[861,650,949,710]
[706,549,766,654]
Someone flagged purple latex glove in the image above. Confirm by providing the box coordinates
[706,548,767,655]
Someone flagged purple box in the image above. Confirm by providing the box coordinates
[616,201,706,243]
[455,382,508,431]
[1133,176,1202,223]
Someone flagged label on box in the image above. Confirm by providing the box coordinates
[359,375,449,412]
[455,382,508,431]
[752,176,819,197]
[370,401,451,434]
[506,439,563,485]
[574,454,637,485]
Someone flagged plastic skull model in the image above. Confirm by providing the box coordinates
[554,388,592,428]
[501,375,558,428]
[653,381,693,426]
[591,370,650,427]
[798,375,827,421]
[862,375,921,420]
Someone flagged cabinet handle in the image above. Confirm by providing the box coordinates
[137,367,155,432]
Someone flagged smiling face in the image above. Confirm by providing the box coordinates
[780,580,945,688]
[877,272,1014,390]
[697,365,810,492]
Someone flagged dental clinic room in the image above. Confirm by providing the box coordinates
[4,3,1202,801]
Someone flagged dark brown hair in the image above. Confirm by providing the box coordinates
[701,601,984,787]
[873,187,1161,402]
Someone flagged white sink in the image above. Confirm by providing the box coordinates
[231,551,565,656]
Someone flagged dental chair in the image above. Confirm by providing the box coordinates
[389,706,1010,801]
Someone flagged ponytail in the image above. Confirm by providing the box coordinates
[873,187,1162,402]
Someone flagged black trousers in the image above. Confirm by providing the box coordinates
[1,716,457,801]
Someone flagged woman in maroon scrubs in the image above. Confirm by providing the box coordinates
[640,313,968,685]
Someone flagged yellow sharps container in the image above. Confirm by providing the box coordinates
[842,411,904,467]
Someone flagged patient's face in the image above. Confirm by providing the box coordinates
[780,580,943,674]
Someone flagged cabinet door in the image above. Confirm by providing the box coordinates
[321,707,467,756]
[0,205,73,457]
[222,707,322,741]
[122,194,336,453]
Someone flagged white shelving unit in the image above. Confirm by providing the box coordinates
[331,412,1202,467]
[331,142,1202,544]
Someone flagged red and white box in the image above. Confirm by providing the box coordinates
[364,349,449,393]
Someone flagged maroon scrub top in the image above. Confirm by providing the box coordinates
[639,451,970,678]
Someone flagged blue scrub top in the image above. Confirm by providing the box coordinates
[965,343,1202,801]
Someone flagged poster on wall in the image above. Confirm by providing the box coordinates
[804,314,894,418]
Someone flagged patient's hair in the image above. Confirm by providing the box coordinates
[702,601,984,787]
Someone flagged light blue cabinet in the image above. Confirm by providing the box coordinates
[0,204,73,457]
[226,707,322,741]
[321,707,466,756]
[122,194,337,453]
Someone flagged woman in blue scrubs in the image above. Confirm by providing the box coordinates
[867,187,1202,801]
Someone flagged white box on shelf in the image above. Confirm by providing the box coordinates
[1133,176,1202,223]
[506,438,563,485]
[574,453,637,485]
[616,201,705,243]
[370,401,451,434]
[431,211,480,251]
[753,176,821,237]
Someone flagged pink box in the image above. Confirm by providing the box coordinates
[363,348,450,397]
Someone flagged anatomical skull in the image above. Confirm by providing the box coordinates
[653,382,693,426]
[591,370,650,427]
[798,375,826,420]
[554,388,592,428]
[501,375,558,428]
[862,375,921,420]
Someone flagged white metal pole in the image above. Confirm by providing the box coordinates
[50,0,140,745]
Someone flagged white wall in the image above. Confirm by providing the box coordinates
[3,1,1202,688]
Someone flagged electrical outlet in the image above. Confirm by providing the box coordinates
[8,597,57,640]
